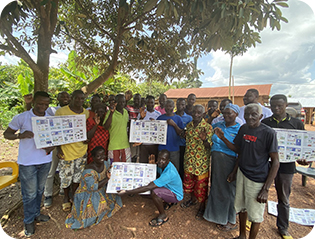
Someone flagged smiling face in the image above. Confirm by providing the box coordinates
[207,101,218,115]
[71,92,85,108]
[165,100,175,115]
[33,96,50,116]
[244,105,262,128]
[157,151,170,170]
[270,98,287,118]
[146,98,155,112]
[93,149,106,164]
[243,91,258,105]
[57,92,70,107]
[187,95,196,106]
[176,99,186,112]
[223,108,237,125]
[159,95,167,107]
[192,105,204,123]
[116,95,126,111]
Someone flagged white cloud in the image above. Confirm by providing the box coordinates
[200,0,315,98]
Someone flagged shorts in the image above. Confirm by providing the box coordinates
[153,187,179,204]
[108,148,131,163]
[59,156,86,189]
[234,168,265,223]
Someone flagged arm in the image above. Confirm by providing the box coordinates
[227,157,239,182]
[3,127,34,140]
[198,128,211,149]
[118,181,158,195]
[257,152,280,203]
[214,127,240,154]
[167,119,183,136]
[87,116,100,140]
[23,93,33,111]
[103,111,114,130]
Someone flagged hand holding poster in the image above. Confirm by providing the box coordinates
[129,120,167,145]
[31,115,87,149]
[106,162,157,195]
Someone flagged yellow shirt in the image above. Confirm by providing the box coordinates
[55,106,89,161]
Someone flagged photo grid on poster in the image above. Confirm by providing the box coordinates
[129,120,167,145]
[274,128,315,163]
[106,162,157,195]
[31,115,87,149]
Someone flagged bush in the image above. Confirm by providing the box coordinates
[0,105,23,130]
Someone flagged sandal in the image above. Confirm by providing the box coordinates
[149,217,169,227]
[180,199,197,208]
[195,209,204,220]
[164,203,177,210]
[62,202,72,212]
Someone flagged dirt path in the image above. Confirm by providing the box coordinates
[0,127,315,238]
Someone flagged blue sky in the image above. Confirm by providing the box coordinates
[1,0,315,98]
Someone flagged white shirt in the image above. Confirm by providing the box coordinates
[46,105,61,116]
[238,103,272,125]
[137,109,161,120]
[8,109,52,166]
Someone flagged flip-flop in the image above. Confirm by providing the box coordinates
[279,231,293,239]
[149,217,169,227]
[180,199,197,208]
[62,202,72,212]
[246,220,251,231]
[216,224,238,231]
[164,203,177,210]
[195,210,204,220]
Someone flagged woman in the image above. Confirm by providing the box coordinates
[86,103,109,164]
[65,146,122,229]
[203,103,241,231]
[181,105,213,219]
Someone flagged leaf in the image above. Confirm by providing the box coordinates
[17,74,29,96]
[143,0,159,12]
[156,1,165,16]
[275,2,289,8]
[239,7,244,18]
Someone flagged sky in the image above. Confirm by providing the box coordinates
[0,0,315,99]
[198,0,315,98]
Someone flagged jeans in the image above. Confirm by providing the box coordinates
[275,172,293,233]
[44,149,60,197]
[19,162,51,224]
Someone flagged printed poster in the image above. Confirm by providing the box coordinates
[31,115,87,149]
[129,120,167,145]
[274,129,315,163]
[106,162,157,195]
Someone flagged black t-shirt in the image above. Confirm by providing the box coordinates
[234,123,278,183]
[262,114,305,174]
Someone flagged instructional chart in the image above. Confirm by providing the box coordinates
[106,162,157,195]
[274,128,315,162]
[129,120,167,145]
[31,115,87,149]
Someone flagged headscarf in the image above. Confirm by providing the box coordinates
[224,103,240,114]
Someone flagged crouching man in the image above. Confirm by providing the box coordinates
[118,149,183,227]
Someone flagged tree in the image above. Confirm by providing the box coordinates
[0,0,60,92]
[60,0,288,95]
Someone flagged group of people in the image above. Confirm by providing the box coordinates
[3,88,308,239]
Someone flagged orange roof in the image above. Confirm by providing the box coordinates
[165,84,272,98]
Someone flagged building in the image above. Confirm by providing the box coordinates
[164,84,272,108]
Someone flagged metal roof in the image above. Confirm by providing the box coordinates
[165,84,272,98]
[287,98,315,108]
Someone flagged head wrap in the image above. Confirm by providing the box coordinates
[224,103,240,114]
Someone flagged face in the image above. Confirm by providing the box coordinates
[146,98,155,111]
[165,101,174,114]
[270,99,287,117]
[57,92,70,107]
[108,95,115,105]
[96,106,106,119]
[159,95,167,107]
[244,106,263,128]
[71,93,85,108]
[243,91,257,105]
[192,106,204,123]
[157,152,169,169]
[116,96,126,111]
[93,149,105,164]
[176,100,186,112]
[220,100,230,112]
[223,108,237,124]
[91,96,101,109]
[187,95,196,106]
[208,101,218,115]
[33,96,50,116]
[133,95,141,107]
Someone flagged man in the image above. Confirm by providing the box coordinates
[44,91,70,208]
[212,98,243,125]
[175,98,192,179]
[118,150,183,227]
[87,93,102,118]
[55,90,90,212]
[239,89,272,124]
[157,100,185,171]
[215,103,279,239]
[4,91,54,237]
[204,99,219,124]
[137,95,161,163]
[184,93,196,116]
[104,94,131,163]
[262,94,305,239]
[155,93,167,114]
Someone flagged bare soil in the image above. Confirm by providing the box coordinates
[0,127,314,239]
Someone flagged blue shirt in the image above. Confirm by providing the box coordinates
[176,112,193,146]
[154,162,183,201]
[211,121,241,157]
[157,114,184,152]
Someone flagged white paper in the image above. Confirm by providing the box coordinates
[274,129,315,163]
[31,115,87,149]
[106,162,157,195]
[268,201,315,226]
[129,120,167,145]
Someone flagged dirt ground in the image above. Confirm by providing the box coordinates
[0,127,314,239]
